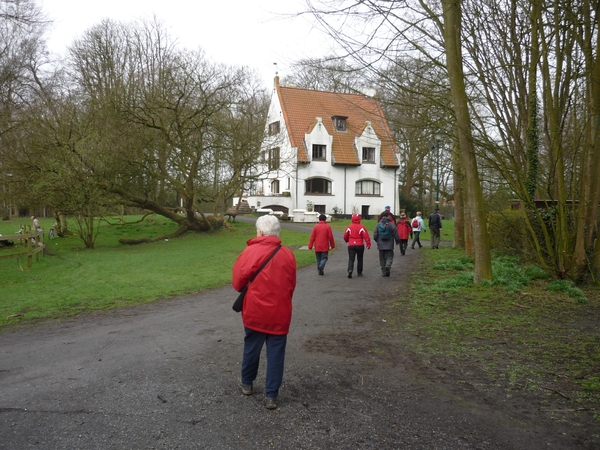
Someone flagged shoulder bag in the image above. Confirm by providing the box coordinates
[232,245,282,312]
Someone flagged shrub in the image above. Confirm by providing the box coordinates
[487,210,530,258]
[547,279,588,303]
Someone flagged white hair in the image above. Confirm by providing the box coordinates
[256,215,281,237]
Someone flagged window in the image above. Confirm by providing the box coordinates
[314,205,326,214]
[332,116,347,131]
[271,180,280,194]
[362,147,375,163]
[305,178,332,194]
[312,144,326,160]
[268,147,280,171]
[355,180,381,196]
[268,121,280,136]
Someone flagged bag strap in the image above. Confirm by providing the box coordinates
[248,245,282,283]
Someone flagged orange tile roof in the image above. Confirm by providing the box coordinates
[275,78,399,167]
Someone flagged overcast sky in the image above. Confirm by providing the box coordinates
[40,0,332,88]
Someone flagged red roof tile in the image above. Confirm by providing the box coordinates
[275,78,399,166]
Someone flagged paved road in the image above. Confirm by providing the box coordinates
[0,220,577,449]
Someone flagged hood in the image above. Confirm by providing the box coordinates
[351,213,362,224]
[381,215,390,223]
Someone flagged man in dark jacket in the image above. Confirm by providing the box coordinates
[428,207,443,249]
[232,215,297,410]
[373,215,400,277]
[377,205,396,224]
[308,214,335,275]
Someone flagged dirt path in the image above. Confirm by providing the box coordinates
[0,221,592,449]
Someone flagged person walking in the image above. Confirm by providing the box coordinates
[308,214,335,275]
[373,215,400,277]
[410,212,426,249]
[377,205,396,224]
[428,207,443,249]
[396,213,413,255]
[232,215,297,410]
[343,213,371,278]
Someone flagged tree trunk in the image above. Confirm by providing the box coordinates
[525,0,541,203]
[580,0,600,281]
[452,137,466,248]
[441,0,492,282]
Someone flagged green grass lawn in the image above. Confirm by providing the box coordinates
[0,215,451,328]
[0,215,315,328]
[385,245,600,423]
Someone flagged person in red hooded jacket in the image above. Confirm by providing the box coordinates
[396,213,413,255]
[308,214,335,275]
[343,213,371,278]
[232,215,297,410]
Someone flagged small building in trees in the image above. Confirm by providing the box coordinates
[237,77,400,220]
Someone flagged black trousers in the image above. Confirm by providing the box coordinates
[347,245,365,274]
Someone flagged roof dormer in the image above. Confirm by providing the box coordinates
[331,116,348,132]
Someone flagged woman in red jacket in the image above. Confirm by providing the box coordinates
[343,214,371,278]
[232,215,297,409]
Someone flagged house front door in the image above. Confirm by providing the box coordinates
[361,205,370,220]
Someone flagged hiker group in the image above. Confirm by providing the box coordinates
[231,209,443,410]
[308,206,443,278]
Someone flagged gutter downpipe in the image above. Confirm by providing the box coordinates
[394,167,398,214]
[344,166,347,215]
[295,150,299,211]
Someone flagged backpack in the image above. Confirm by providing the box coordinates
[412,218,419,228]
[377,221,391,240]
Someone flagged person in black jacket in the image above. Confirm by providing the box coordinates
[428,207,443,249]
[377,205,396,224]
[373,215,400,277]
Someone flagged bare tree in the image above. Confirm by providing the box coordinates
[438,0,492,281]
[283,57,368,93]
[0,0,49,218]
[68,18,267,239]
[458,0,600,280]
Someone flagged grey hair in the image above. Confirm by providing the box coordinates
[256,215,281,237]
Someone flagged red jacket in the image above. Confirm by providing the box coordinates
[232,235,297,335]
[308,220,335,252]
[343,214,371,249]
[397,218,413,240]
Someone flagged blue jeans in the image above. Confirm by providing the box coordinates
[241,327,287,399]
[315,251,329,271]
[411,231,422,248]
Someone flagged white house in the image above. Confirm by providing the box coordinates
[237,77,400,220]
